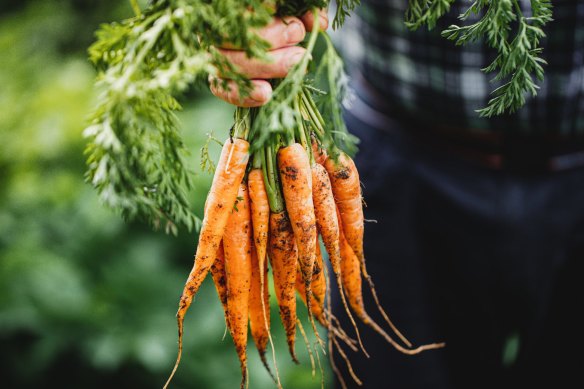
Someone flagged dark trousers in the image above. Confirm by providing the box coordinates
[335,108,584,389]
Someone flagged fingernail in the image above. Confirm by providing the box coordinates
[250,83,272,103]
[286,50,307,70]
[285,20,305,44]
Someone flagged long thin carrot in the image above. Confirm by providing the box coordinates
[249,245,273,378]
[268,210,299,363]
[165,137,248,388]
[224,183,253,389]
[311,162,367,355]
[295,267,357,352]
[339,218,445,355]
[210,242,229,327]
[278,143,322,347]
[295,243,326,321]
[248,168,269,286]
[325,152,415,347]
[248,167,279,380]
[324,152,364,265]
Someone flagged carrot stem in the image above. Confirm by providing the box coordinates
[262,143,284,213]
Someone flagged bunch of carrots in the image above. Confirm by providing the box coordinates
[164,87,444,389]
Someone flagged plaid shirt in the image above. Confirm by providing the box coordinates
[340,0,584,135]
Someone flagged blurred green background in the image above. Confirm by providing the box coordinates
[0,1,330,388]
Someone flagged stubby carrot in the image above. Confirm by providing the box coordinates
[268,210,299,363]
[224,183,253,389]
[165,137,248,389]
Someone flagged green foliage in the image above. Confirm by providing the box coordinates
[333,0,362,30]
[313,33,359,157]
[85,0,273,234]
[405,0,455,30]
[0,3,327,387]
[407,0,554,117]
[86,0,359,233]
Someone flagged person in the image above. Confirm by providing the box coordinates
[209,3,584,388]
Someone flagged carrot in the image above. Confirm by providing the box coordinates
[249,245,272,376]
[295,243,326,322]
[248,168,273,369]
[311,137,328,166]
[248,169,269,287]
[223,183,253,389]
[268,210,299,363]
[339,219,445,355]
[311,162,367,354]
[210,242,229,326]
[277,143,321,346]
[324,154,396,337]
[325,153,414,347]
[324,152,364,266]
[165,137,248,389]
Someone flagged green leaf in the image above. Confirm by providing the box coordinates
[410,0,553,117]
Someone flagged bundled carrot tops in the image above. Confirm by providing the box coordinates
[163,83,445,389]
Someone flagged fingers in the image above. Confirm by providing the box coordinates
[220,16,306,50]
[209,10,326,107]
[218,45,306,79]
[209,76,272,107]
[301,8,329,32]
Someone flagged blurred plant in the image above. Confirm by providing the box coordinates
[0,2,327,388]
[406,0,553,117]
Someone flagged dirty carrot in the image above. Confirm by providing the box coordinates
[249,245,272,377]
[324,152,364,266]
[295,243,326,322]
[210,242,229,327]
[248,167,275,375]
[268,210,299,363]
[278,143,321,346]
[311,162,367,354]
[223,183,253,389]
[248,168,270,286]
[165,137,248,389]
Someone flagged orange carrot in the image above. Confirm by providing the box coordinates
[295,243,326,322]
[223,183,253,389]
[248,169,270,284]
[277,143,320,345]
[249,245,271,375]
[248,168,271,354]
[295,264,357,353]
[324,152,364,266]
[325,155,413,348]
[311,164,341,276]
[165,137,248,389]
[210,242,228,325]
[268,210,299,363]
[311,162,367,354]
[311,137,328,166]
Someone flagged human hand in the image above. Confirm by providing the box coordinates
[209,9,329,107]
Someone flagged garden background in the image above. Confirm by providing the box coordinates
[0,1,327,387]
